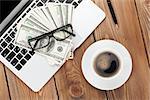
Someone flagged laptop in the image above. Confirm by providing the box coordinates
[0,0,105,92]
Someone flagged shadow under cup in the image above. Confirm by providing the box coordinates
[93,52,120,77]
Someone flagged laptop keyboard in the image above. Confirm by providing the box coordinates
[0,1,43,71]
[0,30,35,70]
[1,0,82,71]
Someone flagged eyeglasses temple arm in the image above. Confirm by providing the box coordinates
[62,29,76,37]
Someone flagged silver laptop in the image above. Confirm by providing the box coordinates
[0,0,105,92]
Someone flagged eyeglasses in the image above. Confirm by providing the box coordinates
[28,24,75,51]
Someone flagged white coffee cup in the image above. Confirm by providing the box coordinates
[82,40,132,90]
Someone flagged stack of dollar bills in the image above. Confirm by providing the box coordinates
[15,3,74,66]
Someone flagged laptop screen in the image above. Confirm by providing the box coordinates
[0,0,21,24]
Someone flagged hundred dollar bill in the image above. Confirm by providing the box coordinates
[45,4,74,60]
[45,4,74,39]
[17,11,49,32]
[27,14,50,31]
[41,6,57,29]
[37,38,72,62]
[15,24,72,62]
[67,5,74,59]
[65,42,74,60]
[60,4,69,38]
[47,3,63,28]
[60,4,74,58]
[45,3,73,26]
[15,25,44,48]
[61,5,68,25]
[18,17,48,33]
[67,5,73,24]
[29,12,50,31]
[32,7,56,31]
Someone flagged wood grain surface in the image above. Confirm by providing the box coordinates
[135,0,150,64]
[94,0,150,100]
[0,63,10,100]
[0,0,150,100]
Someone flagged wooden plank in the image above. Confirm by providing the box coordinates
[93,0,119,40]
[0,63,10,100]
[135,0,150,64]
[94,0,150,99]
[5,67,58,100]
[54,35,107,100]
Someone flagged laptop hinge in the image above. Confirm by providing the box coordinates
[0,0,33,35]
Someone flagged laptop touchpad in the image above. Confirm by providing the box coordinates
[72,0,105,49]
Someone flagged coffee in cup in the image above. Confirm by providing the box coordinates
[93,52,120,77]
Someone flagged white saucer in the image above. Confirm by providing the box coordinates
[82,40,132,90]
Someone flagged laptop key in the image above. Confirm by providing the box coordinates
[1,48,10,57]
[17,18,21,23]
[21,49,28,55]
[8,29,12,33]
[15,64,22,70]
[37,2,43,6]
[31,3,36,7]
[26,8,31,13]
[48,0,55,2]
[65,0,73,3]
[11,58,18,66]
[78,0,83,3]
[72,2,78,8]
[6,51,16,62]
[0,47,3,52]
[0,39,3,43]
[5,36,12,43]
[14,28,17,32]
[41,0,46,3]
[12,39,15,43]
[14,46,20,53]
[3,34,8,39]
[22,13,26,18]
[13,23,17,28]
[20,59,26,65]
[1,41,8,48]
[29,51,35,55]
[16,53,23,60]
[36,0,39,2]
[10,32,16,38]
[8,43,15,50]
[58,0,65,3]
[24,54,31,60]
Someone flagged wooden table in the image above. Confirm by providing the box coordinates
[0,0,150,100]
